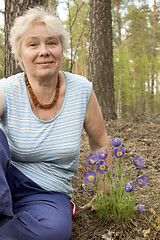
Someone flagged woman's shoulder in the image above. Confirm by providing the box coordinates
[63,71,92,88]
[0,72,24,87]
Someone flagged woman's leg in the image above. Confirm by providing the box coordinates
[0,193,72,240]
[0,129,14,219]
[0,129,72,239]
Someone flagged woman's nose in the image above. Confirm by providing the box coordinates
[39,44,50,57]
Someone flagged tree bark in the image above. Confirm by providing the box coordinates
[115,0,121,44]
[88,0,116,120]
[151,0,157,113]
[5,0,44,77]
[48,0,58,13]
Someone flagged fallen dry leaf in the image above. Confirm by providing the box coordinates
[101,234,112,240]
[130,218,138,227]
[142,228,150,237]
[149,207,156,214]
[101,230,120,239]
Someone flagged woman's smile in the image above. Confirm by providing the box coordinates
[36,61,54,67]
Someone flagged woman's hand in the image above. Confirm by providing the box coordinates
[80,194,97,211]
[81,181,110,211]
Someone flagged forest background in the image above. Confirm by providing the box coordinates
[0,0,159,120]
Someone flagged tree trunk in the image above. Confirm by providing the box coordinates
[73,42,78,74]
[82,34,87,78]
[88,0,116,120]
[5,0,44,77]
[48,0,58,13]
[151,0,156,113]
[115,0,121,44]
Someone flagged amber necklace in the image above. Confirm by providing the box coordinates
[25,73,60,110]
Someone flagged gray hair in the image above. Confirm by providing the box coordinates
[10,6,70,64]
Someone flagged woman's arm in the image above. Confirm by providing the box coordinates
[84,90,112,170]
[82,90,112,210]
[0,87,4,119]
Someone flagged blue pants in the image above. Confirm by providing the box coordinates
[0,129,72,240]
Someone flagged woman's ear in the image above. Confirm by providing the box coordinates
[17,53,22,63]
[17,54,25,71]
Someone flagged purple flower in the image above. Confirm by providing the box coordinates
[114,146,125,158]
[84,153,98,166]
[133,155,145,167]
[111,137,121,147]
[95,160,109,174]
[137,205,146,212]
[124,182,135,192]
[136,175,149,187]
[83,169,96,184]
[96,148,108,160]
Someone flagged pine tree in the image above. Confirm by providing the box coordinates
[89,0,116,120]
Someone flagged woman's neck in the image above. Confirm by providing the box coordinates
[25,72,59,94]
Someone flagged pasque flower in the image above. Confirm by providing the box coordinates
[83,136,149,223]
[111,137,121,147]
[95,160,109,174]
[84,153,98,166]
[96,148,108,160]
[83,169,96,184]
[133,155,145,167]
[136,175,149,187]
[137,205,146,212]
[114,146,125,158]
[124,182,135,192]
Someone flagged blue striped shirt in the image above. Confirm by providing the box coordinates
[0,72,92,196]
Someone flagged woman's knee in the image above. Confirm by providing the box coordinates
[39,219,72,240]
[0,129,10,171]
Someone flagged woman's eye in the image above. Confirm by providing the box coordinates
[48,41,56,45]
[29,43,37,47]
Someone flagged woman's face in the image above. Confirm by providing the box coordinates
[18,23,63,80]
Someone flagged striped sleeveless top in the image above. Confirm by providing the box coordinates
[0,71,92,196]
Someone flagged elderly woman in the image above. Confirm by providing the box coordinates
[0,7,112,240]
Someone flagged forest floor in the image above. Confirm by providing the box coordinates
[71,115,160,240]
